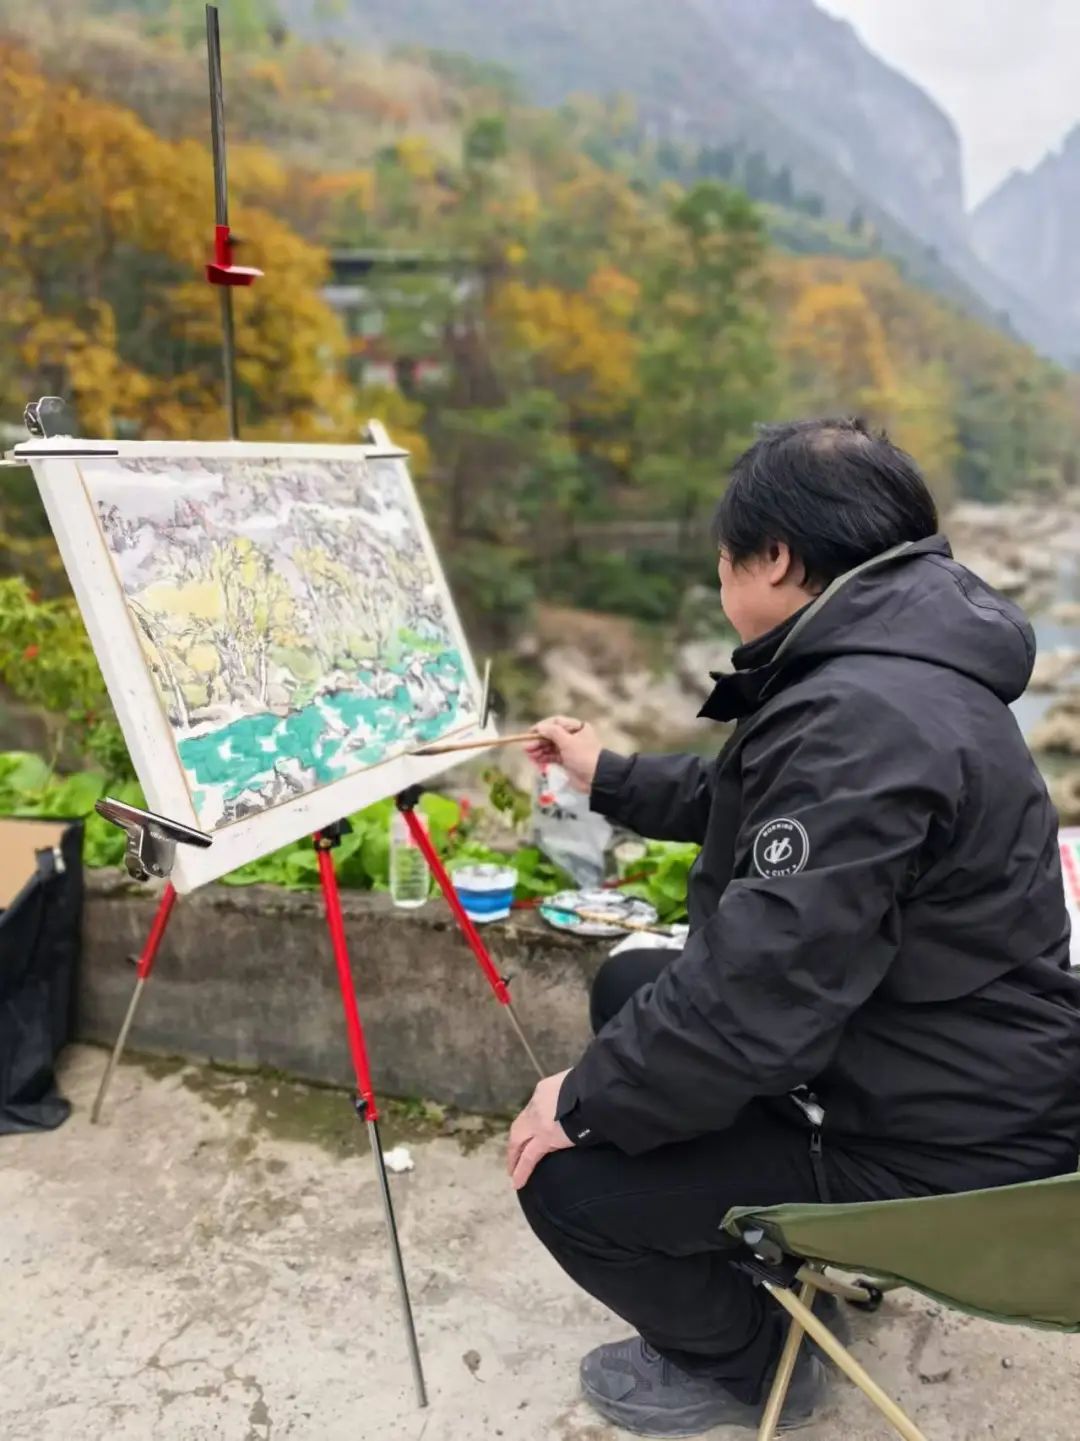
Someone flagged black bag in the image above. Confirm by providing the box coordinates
[0,820,83,1133]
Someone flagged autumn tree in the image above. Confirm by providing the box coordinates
[781,278,897,423]
[0,43,355,441]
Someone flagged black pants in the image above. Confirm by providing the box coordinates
[519,950,1009,1404]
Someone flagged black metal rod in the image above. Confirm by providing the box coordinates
[219,289,239,441]
[206,4,228,228]
[205,4,239,440]
[366,1115,429,1407]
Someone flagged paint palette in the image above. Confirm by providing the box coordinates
[539,889,659,937]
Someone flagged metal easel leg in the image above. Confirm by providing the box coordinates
[397,792,545,1079]
[315,829,428,1409]
[91,882,178,1123]
[504,1001,544,1078]
[365,1111,428,1407]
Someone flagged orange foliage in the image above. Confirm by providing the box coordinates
[0,42,354,441]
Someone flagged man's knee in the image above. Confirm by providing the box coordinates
[517,1146,583,1247]
[590,950,666,1033]
[590,955,626,1033]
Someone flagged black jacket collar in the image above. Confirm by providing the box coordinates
[698,537,945,723]
[699,610,803,722]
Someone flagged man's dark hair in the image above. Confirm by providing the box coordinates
[713,417,939,591]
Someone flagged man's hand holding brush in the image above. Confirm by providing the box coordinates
[524,716,602,794]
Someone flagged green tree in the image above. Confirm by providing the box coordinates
[464,115,508,168]
[634,183,776,545]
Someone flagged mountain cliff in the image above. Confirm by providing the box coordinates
[973,128,1080,367]
[696,0,966,249]
[280,0,1066,357]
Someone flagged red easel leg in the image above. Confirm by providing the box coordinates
[315,835,428,1410]
[400,807,544,1078]
[91,882,178,1124]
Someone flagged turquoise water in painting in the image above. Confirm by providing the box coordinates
[177,653,470,819]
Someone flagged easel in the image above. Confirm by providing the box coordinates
[61,5,543,1412]
[91,786,543,1122]
[91,798,428,1406]
[90,1,542,1116]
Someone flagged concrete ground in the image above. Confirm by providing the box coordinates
[2,1049,1077,1441]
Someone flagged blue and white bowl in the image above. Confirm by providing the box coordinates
[452,863,518,924]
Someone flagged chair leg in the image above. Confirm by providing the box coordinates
[758,1279,815,1441]
[763,1282,931,1441]
[795,1265,875,1305]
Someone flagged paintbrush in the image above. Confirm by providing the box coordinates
[414,718,584,758]
[414,730,541,757]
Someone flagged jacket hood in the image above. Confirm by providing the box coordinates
[701,535,1036,722]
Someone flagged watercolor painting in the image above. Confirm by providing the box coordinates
[79,453,478,831]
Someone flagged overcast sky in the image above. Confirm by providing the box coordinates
[816,0,1080,208]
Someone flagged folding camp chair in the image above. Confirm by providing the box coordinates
[723,1169,1080,1440]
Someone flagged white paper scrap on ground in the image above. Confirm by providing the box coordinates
[382,1145,415,1173]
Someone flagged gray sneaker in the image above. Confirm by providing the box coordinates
[579,1336,828,1437]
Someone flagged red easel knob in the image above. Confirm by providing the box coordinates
[206,224,263,287]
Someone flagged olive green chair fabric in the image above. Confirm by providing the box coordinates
[724,1169,1080,1331]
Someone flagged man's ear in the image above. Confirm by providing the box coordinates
[765,541,795,587]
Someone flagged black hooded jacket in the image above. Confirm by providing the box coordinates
[559,537,1080,1182]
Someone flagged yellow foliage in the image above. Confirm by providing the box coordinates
[394,135,437,183]
[586,266,640,322]
[0,42,355,441]
[771,255,962,502]
[492,275,639,417]
[186,642,223,678]
[783,279,896,421]
[144,579,225,624]
[230,145,289,206]
[247,58,288,98]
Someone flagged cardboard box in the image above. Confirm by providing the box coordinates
[0,817,69,912]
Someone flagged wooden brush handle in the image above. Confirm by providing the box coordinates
[414,731,538,757]
[416,721,583,758]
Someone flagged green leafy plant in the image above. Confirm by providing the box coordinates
[0,578,132,778]
[622,841,700,922]
[0,750,697,919]
[483,766,532,829]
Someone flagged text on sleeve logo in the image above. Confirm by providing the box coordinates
[753,818,810,878]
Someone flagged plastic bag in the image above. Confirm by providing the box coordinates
[532,763,612,887]
[0,821,83,1134]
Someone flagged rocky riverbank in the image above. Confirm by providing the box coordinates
[876,500,1080,822]
[947,500,1077,613]
[516,599,733,760]
[509,500,1080,818]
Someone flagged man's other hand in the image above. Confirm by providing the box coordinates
[525,717,603,794]
[507,1069,574,1190]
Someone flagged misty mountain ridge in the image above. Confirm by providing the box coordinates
[281,0,1071,361]
[973,126,1080,366]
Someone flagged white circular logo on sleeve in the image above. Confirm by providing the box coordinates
[753,819,810,878]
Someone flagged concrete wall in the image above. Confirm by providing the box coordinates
[79,871,610,1113]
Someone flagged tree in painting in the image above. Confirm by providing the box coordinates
[86,454,477,829]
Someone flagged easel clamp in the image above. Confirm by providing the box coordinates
[95,797,212,883]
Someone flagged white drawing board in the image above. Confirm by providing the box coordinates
[24,434,493,892]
